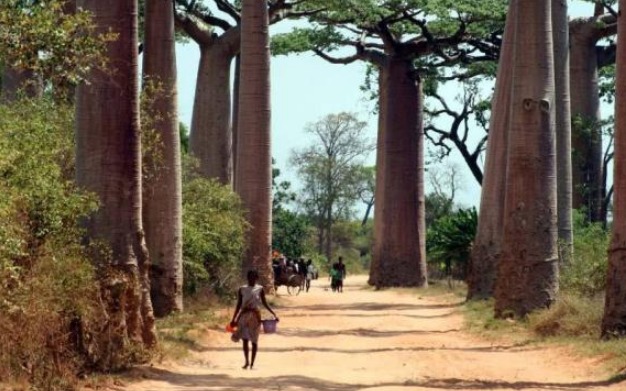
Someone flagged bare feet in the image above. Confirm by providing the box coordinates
[242,364,249,369]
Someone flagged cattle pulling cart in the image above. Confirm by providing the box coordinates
[274,268,303,295]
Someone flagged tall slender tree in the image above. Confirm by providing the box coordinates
[142,0,183,317]
[237,0,273,289]
[175,0,317,185]
[494,0,558,317]
[601,0,626,339]
[76,0,156,349]
[466,0,516,300]
[569,3,616,222]
[369,70,388,286]
[552,0,573,261]
[174,6,240,184]
[291,113,373,261]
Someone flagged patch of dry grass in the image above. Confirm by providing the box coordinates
[155,297,228,362]
[463,293,626,377]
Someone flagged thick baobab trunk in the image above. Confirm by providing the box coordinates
[570,20,603,222]
[495,0,559,318]
[376,58,426,287]
[237,0,273,290]
[190,28,240,185]
[602,0,626,338]
[369,68,388,286]
[467,0,516,300]
[142,0,183,317]
[552,0,573,261]
[76,0,156,351]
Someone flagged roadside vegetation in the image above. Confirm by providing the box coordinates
[456,211,626,376]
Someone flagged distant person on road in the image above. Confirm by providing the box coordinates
[334,256,346,293]
[330,263,341,292]
[305,259,315,292]
[230,269,279,370]
[299,258,307,288]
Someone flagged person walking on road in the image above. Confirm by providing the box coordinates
[230,269,279,369]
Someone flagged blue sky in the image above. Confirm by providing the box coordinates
[174,1,602,211]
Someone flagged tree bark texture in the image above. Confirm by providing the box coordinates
[552,0,573,262]
[467,0,515,300]
[602,0,626,338]
[416,81,426,286]
[494,0,559,318]
[375,58,427,288]
[189,28,240,185]
[368,68,387,286]
[236,0,273,290]
[570,19,604,222]
[76,0,156,351]
[232,55,241,189]
[142,0,183,317]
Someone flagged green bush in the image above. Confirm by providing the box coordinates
[182,157,249,298]
[0,98,102,389]
[272,208,310,258]
[560,211,610,297]
[427,208,477,279]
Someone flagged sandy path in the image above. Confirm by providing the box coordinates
[119,276,625,391]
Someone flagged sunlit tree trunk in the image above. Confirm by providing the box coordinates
[416,81,427,285]
[76,0,156,351]
[142,0,183,317]
[495,0,559,318]
[552,0,573,261]
[601,0,626,338]
[376,58,426,287]
[369,68,387,286]
[232,55,241,188]
[552,0,574,262]
[237,0,273,290]
[467,0,516,300]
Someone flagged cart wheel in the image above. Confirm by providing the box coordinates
[287,284,302,296]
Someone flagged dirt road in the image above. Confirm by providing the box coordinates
[120,276,625,391]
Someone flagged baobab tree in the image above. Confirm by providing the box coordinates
[174,1,240,184]
[175,0,320,185]
[142,0,183,317]
[237,0,273,289]
[494,0,559,318]
[601,0,626,339]
[466,0,515,300]
[76,0,156,353]
[569,2,616,222]
[553,0,573,260]
[273,0,504,287]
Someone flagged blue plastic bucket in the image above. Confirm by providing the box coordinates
[262,319,278,333]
